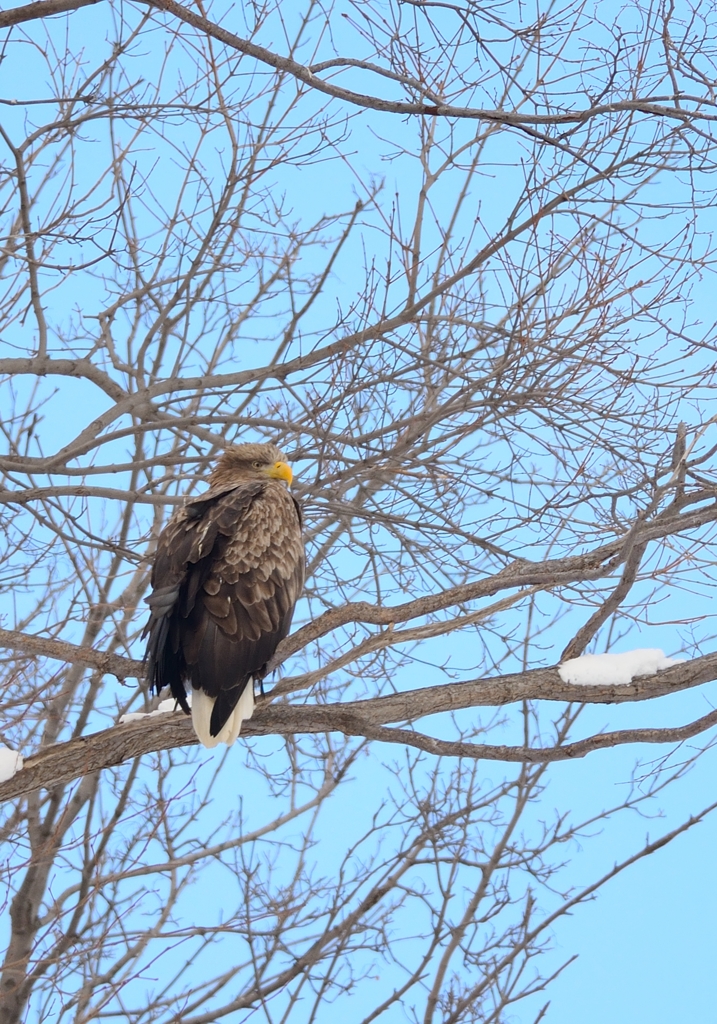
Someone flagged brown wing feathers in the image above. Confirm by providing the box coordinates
[143,445,304,746]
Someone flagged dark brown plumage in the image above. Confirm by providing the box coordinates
[143,443,304,747]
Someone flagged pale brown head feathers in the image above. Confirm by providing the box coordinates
[209,443,293,488]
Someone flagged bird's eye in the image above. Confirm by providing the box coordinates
[252,461,262,468]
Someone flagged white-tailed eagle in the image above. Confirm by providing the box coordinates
[144,443,304,747]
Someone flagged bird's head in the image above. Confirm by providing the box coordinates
[210,443,293,488]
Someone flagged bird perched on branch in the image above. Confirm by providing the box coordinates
[143,443,304,748]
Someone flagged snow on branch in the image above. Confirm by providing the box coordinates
[558,649,683,686]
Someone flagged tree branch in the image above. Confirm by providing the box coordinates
[2,652,717,800]
[0,628,141,679]
[4,0,714,131]
[561,539,648,660]
[0,0,101,28]
[0,359,126,402]
[274,500,717,664]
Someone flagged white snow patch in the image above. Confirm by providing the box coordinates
[0,746,23,782]
[119,696,186,725]
[558,648,682,687]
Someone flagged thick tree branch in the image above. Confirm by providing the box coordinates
[0,628,142,679]
[0,0,101,27]
[2,653,717,800]
[3,618,716,717]
[354,708,717,763]
[0,359,126,402]
[0,486,182,506]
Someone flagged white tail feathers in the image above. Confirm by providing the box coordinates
[190,684,255,749]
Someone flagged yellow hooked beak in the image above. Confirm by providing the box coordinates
[265,460,293,486]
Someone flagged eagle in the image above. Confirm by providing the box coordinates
[143,443,305,748]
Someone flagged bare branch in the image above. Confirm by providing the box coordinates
[0,0,102,28]
[3,652,717,800]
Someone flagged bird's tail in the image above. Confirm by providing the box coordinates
[191,683,255,748]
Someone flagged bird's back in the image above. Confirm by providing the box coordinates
[144,475,304,747]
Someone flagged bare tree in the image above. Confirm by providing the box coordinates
[1,0,717,1020]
